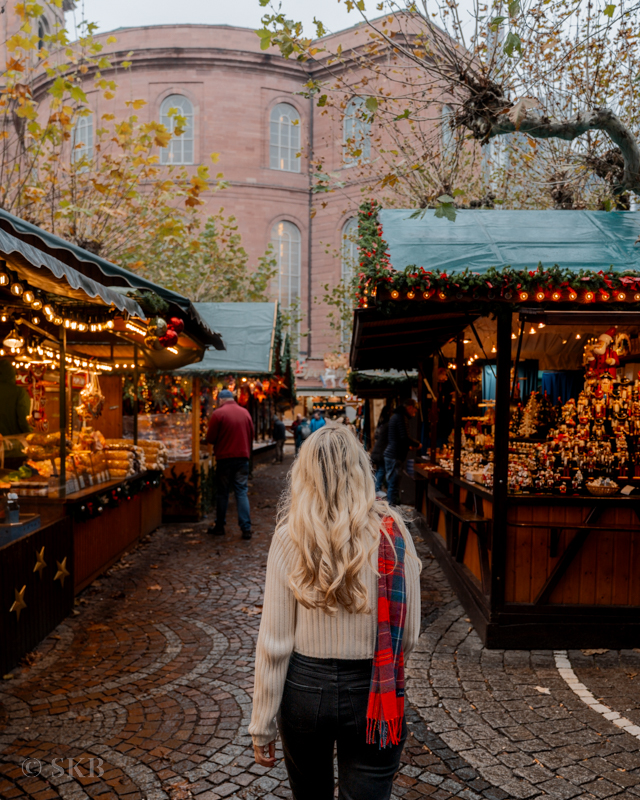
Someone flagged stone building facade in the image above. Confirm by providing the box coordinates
[26,15,444,385]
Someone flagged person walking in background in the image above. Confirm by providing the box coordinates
[249,427,421,800]
[383,398,421,506]
[293,415,311,455]
[370,405,391,497]
[309,409,326,433]
[206,389,254,540]
[273,413,286,463]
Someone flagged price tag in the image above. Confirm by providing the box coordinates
[621,485,635,496]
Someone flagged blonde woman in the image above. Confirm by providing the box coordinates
[249,427,421,800]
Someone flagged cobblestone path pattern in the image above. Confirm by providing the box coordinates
[1,455,640,799]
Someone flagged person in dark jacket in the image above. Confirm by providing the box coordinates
[273,413,286,463]
[370,406,391,495]
[383,398,420,505]
[0,360,31,463]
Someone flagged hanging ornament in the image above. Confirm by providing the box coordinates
[76,372,105,420]
[144,334,163,350]
[168,317,184,334]
[159,329,179,348]
[147,317,168,338]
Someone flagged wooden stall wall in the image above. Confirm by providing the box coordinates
[0,517,74,675]
[505,504,640,607]
[97,375,123,440]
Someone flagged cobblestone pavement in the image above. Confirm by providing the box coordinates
[1,452,639,800]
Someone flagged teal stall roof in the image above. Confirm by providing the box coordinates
[175,302,277,375]
[0,206,222,347]
[379,209,640,274]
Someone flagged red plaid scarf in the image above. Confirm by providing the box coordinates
[366,516,407,747]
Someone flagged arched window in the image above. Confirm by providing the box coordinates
[341,218,359,285]
[37,16,50,50]
[71,112,93,163]
[343,97,371,165]
[441,104,455,159]
[270,221,301,308]
[160,95,194,165]
[270,103,301,172]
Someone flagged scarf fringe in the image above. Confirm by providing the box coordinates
[366,687,405,748]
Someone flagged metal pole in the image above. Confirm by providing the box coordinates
[133,344,138,445]
[59,327,66,496]
[192,377,201,466]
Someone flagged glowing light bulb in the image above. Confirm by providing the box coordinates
[576,333,581,340]
[390,290,399,299]
[23,289,35,304]
[53,316,62,326]
[438,290,447,300]
[584,291,594,302]
[536,292,545,302]
[511,332,517,339]
[10,282,23,296]
[529,326,536,335]
[601,291,610,301]
[106,320,114,329]
[31,298,42,310]
[519,291,529,301]
[491,345,497,353]
[32,316,40,325]
[552,292,561,301]
[0,271,8,286]
[617,292,626,301]
[568,291,577,301]
[538,322,545,329]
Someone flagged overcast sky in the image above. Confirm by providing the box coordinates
[65,0,377,37]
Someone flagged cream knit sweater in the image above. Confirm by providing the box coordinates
[249,529,422,746]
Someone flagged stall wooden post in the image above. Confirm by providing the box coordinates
[491,308,512,612]
[133,344,139,445]
[192,376,201,466]
[429,356,439,463]
[453,333,464,503]
[59,326,66,495]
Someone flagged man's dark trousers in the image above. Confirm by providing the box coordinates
[215,457,251,534]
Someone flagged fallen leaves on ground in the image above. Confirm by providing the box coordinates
[535,686,551,694]
[147,584,162,591]
[582,648,609,655]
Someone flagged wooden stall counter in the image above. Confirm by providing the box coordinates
[20,472,162,594]
[419,472,640,649]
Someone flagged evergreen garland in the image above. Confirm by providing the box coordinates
[355,200,640,307]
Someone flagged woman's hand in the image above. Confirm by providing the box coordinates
[253,741,276,768]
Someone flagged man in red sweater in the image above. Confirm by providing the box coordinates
[206,389,255,540]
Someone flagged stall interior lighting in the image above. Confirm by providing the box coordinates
[3,327,24,349]
[576,333,581,339]
[10,281,23,296]
[529,326,536,334]
[0,271,8,286]
[538,322,545,328]
[40,346,113,372]
[491,345,497,353]
[0,314,7,323]
[511,332,517,339]
[126,322,146,336]
[23,289,35,304]
[167,347,179,354]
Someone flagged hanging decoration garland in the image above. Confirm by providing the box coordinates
[355,200,640,307]
[73,474,161,522]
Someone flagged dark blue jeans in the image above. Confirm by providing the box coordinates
[215,457,251,533]
[278,653,407,800]
[374,462,386,493]
[384,456,402,505]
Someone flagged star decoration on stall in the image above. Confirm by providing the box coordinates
[10,586,27,621]
[33,546,47,579]
[54,557,70,588]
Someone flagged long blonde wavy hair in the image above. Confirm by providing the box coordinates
[276,425,409,615]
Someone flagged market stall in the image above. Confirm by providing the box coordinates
[0,210,223,674]
[351,201,640,648]
[148,302,294,521]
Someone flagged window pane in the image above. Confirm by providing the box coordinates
[160,94,194,165]
[343,98,371,166]
[270,103,301,173]
[71,113,93,163]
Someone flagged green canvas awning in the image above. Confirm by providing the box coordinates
[0,207,222,348]
[380,208,640,273]
[175,303,277,375]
